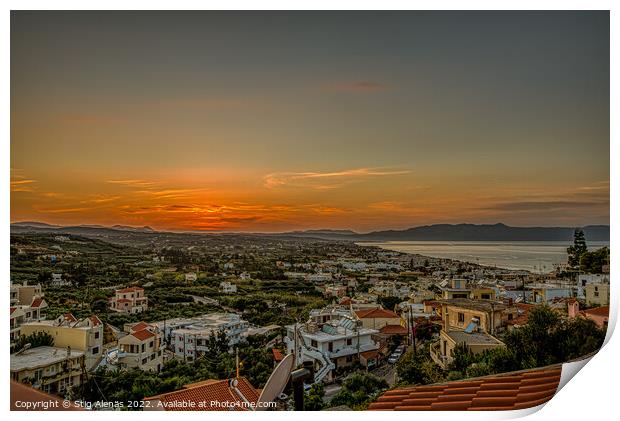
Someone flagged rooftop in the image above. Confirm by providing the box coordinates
[355,308,399,319]
[10,346,85,372]
[143,378,259,411]
[369,365,561,410]
[445,329,504,346]
[438,299,509,312]
[582,306,609,318]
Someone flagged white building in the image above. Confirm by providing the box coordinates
[220,281,238,294]
[185,272,197,282]
[285,309,380,383]
[50,273,71,287]
[110,287,148,314]
[166,313,249,360]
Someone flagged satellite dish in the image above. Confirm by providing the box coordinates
[256,353,294,410]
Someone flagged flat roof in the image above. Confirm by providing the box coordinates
[437,299,508,312]
[445,330,504,346]
[10,347,84,372]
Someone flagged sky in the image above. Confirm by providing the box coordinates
[10,11,610,232]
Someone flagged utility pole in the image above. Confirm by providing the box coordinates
[235,347,240,379]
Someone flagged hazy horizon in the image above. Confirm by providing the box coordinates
[11,11,610,232]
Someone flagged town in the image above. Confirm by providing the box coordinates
[9,227,609,410]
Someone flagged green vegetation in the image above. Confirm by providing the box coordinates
[11,331,55,353]
[396,306,606,386]
[304,383,326,410]
[80,333,275,409]
[328,372,388,410]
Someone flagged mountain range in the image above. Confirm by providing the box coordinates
[10,221,609,242]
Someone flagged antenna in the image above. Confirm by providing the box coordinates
[256,353,294,410]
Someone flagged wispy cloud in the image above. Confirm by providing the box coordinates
[10,178,37,192]
[264,167,411,189]
[106,179,158,187]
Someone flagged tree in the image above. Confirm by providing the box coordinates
[329,372,388,409]
[305,383,326,410]
[567,228,588,269]
[579,247,609,274]
[396,347,444,385]
[12,331,55,353]
[377,296,401,312]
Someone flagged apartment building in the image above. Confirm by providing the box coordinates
[20,314,104,371]
[585,283,610,307]
[169,313,249,360]
[285,310,380,383]
[10,282,43,306]
[10,297,48,345]
[118,322,163,371]
[10,346,85,396]
[110,286,148,314]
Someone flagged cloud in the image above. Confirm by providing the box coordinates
[106,179,158,187]
[329,81,387,92]
[10,179,37,192]
[264,167,411,189]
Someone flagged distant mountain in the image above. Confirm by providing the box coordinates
[10,222,157,235]
[285,229,357,236]
[10,221,610,242]
[111,225,155,233]
[11,221,61,228]
[277,223,610,242]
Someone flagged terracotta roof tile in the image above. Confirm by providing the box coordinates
[30,298,45,308]
[11,381,84,411]
[131,328,156,341]
[582,306,609,318]
[10,307,17,315]
[131,321,152,331]
[89,315,102,326]
[63,313,77,323]
[143,378,259,411]
[272,348,283,362]
[379,324,408,335]
[117,286,144,293]
[356,308,399,319]
[368,365,561,411]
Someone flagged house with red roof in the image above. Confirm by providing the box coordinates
[10,296,48,345]
[143,377,260,411]
[110,286,148,314]
[355,307,404,330]
[118,322,163,371]
[581,306,609,329]
[19,313,104,371]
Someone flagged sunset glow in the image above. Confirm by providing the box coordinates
[11,12,609,232]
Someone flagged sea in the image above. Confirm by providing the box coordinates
[355,241,610,272]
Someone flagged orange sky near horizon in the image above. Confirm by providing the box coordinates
[10,12,610,232]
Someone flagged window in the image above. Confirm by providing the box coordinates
[458,313,465,323]
[311,340,318,348]
[142,358,147,364]
[481,294,491,299]
[594,292,599,297]
[141,344,146,352]
[92,346,99,355]
[94,331,100,339]
[346,338,352,346]
[149,341,154,348]
[328,342,333,352]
